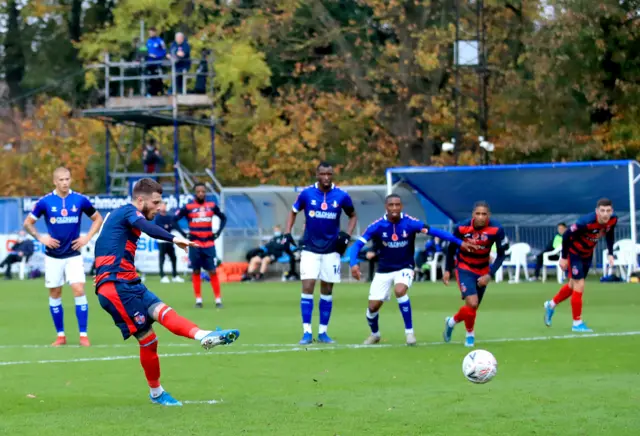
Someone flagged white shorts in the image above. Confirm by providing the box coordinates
[44,255,86,288]
[369,268,414,301]
[300,251,341,283]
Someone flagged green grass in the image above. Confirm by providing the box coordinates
[1,277,640,435]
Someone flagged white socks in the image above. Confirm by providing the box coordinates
[194,330,212,341]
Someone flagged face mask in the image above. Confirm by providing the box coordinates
[273,231,282,237]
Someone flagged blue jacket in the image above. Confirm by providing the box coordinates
[170,40,191,70]
[146,36,166,61]
[11,239,34,258]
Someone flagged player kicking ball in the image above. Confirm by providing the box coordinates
[350,194,477,345]
[94,178,239,406]
[543,198,617,332]
[442,201,509,347]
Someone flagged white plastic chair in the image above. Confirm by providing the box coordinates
[498,243,531,284]
[541,246,564,284]
[428,252,445,283]
[602,239,638,282]
[18,257,30,280]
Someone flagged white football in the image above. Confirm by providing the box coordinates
[462,349,497,384]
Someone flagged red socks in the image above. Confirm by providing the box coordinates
[192,273,202,300]
[156,305,199,339]
[453,306,477,332]
[194,272,222,301]
[571,291,583,321]
[139,333,160,388]
[210,273,222,300]
[553,284,573,305]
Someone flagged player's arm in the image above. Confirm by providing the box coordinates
[489,228,510,278]
[172,206,189,238]
[212,204,227,239]
[561,218,587,259]
[342,195,357,236]
[349,224,377,280]
[23,199,60,249]
[444,228,462,271]
[285,191,306,244]
[129,214,194,251]
[72,198,103,250]
[605,222,616,265]
[420,223,476,252]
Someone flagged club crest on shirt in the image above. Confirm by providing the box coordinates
[133,312,146,325]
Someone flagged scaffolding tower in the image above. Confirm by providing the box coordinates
[82,54,222,197]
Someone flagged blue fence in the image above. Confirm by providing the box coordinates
[1,195,633,267]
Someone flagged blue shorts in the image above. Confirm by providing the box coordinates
[97,281,162,340]
[568,253,591,280]
[455,268,487,304]
[189,246,217,271]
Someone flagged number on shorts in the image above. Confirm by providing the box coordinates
[334,264,341,275]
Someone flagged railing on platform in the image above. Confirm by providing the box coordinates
[103,54,215,102]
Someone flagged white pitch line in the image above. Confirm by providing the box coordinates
[0,331,639,367]
[183,400,222,405]
[2,330,640,350]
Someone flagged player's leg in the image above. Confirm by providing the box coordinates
[570,257,592,332]
[444,269,478,347]
[159,243,168,283]
[206,247,223,307]
[45,255,66,346]
[259,256,272,275]
[299,250,321,344]
[190,247,203,307]
[246,255,261,276]
[134,327,182,406]
[393,269,416,346]
[544,254,578,327]
[167,244,182,282]
[364,272,391,344]
[95,283,182,405]
[316,252,341,343]
[66,256,90,346]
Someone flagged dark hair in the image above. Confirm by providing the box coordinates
[317,161,332,170]
[597,198,613,208]
[558,222,567,228]
[149,27,157,32]
[473,200,490,211]
[147,137,156,146]
[133,178,163,197]
[193,182,206,191]
[385,194,401,202]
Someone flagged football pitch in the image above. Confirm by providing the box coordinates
[1,278,639,435]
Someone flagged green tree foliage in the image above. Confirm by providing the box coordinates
[0,0,638,194]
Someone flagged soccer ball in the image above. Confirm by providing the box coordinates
[462,349,497,384]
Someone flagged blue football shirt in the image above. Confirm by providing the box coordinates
[29,190,96,259]
[358,214,425,273]
[292,183,354,254]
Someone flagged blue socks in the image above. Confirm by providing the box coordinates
[300,294,335,335]
[366,309,380,335]
[397,295,413,333]
[50,296,90,337]
[318,295,333,335]
[300,294,313,334]
[75,295,89,336]
[49,297,65,335]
